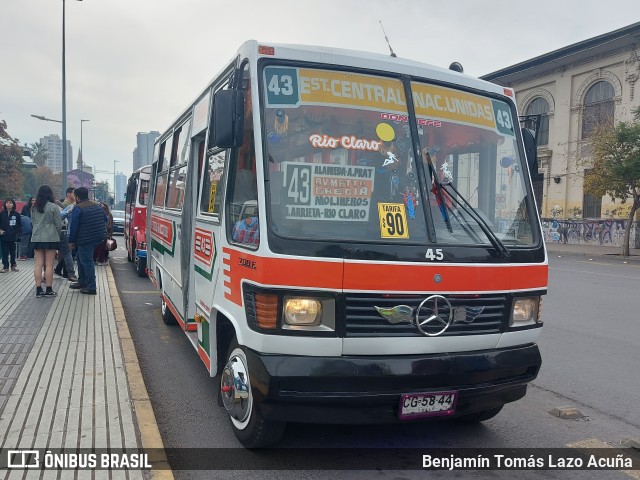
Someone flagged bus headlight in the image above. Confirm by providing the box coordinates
[284,298,322,326]
[511,297,540,326]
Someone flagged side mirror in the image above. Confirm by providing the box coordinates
[521,127,538,174]
[211,89,245,148]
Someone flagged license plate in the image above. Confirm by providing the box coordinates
[398,391,457,419]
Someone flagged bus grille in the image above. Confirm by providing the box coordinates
[344,294,508,337]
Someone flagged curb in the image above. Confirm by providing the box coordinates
[106,265,174,480]
[547,249,640,263]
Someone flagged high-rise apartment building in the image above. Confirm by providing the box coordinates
[115,172,127,204]
[40,134,73,174]
[133,131,160,171]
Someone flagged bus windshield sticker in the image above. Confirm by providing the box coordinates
[308,134,382,151]
[377,203,409,238]
[264,67,407,113]
[491,99,515,136]
[283,162,374,222]
[411,82,502,131]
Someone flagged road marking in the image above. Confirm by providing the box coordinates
[120,290,159,294]
[567,438,640,479]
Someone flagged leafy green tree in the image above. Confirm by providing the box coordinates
[29,141,48,167]
[584,107,640,256]
[0,120,25,199]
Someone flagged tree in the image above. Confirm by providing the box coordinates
[29,141,48,167]
[0,120,25,199]
[22,166,62,200]
[584,107,640,256]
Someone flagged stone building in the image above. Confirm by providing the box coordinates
[483,22,640,248]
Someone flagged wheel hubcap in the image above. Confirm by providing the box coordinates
[221,352,251,422]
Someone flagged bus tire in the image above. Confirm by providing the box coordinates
[161,295,177,326]
[454,406,503,423]
[136,256,147,277]
[221,339,285,448]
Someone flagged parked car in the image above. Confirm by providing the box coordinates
[112,210,125,234]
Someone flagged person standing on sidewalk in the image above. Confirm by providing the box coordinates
[20,196,35,218]
[18,213,33,259]
[62,187,75,207]
[0,198,22,272]
[94,201,113,265]
[30,185,62,297]
[53,201,78,282]
[68,187,107,295]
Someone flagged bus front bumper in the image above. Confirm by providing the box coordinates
[245,343,541,424]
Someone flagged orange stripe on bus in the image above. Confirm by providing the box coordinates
[222,248,343,305]
[343,263,547,292]
[221,248,547,304]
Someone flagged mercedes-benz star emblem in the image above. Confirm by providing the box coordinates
[414,295,453,337]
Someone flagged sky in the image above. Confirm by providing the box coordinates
[1,0,639,185]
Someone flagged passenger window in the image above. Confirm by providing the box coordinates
[153,173,167,208]
[153,140,169,208]
[166,119,191,210]
[165,164,187,210]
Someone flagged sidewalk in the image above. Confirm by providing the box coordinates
[545,241,640,262]
[0,260,171,479]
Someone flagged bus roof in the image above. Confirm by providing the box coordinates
[243,40,506,96]
[132,165,152,178]
[156,40,512,146]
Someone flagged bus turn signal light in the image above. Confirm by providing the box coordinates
[255,293,278,329]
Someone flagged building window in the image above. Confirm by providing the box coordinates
[582,81,614,138]
[582,169,602,218]
[524,97,550,146]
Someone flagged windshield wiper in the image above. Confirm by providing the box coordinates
[423,150,453,233]
[440,182,511,258]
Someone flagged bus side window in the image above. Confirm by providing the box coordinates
[153,140,169,208]
[228,65,259,248]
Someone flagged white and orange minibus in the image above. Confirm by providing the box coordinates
[147,41,547,447]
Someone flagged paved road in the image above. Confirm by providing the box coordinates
[110,248,640,479]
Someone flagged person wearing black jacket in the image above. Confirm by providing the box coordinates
[21,196,35,218]
[0,198,22,272]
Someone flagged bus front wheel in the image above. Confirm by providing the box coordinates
[220,339,285,448]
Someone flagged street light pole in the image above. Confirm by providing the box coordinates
[61,0,67,198]
[80,119,89,187]
[113,160,119,205]
[61,0,84,198]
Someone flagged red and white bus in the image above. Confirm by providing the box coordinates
[147,41,547,448]
[125,165,151,277]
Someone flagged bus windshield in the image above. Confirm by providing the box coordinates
[262,66,535,246]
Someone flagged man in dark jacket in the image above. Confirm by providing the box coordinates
[68,187,107,294]
[0,198,22,272]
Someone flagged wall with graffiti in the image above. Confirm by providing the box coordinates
[541,218,640,248]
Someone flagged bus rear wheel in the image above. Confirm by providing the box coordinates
[161,296,177,326]
[221,339,285,448]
